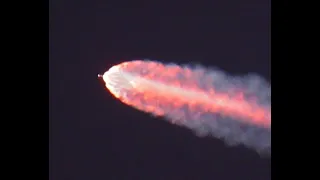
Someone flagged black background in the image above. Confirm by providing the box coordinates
[49,0,271,179]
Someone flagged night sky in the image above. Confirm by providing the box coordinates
[49,0,270,179]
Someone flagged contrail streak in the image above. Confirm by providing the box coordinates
[100,60,271,155]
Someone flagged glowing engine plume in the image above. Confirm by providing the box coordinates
[100,60,271,155]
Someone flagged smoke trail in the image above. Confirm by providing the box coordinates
[100,60,271,155]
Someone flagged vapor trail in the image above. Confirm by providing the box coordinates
[100,60,271,155]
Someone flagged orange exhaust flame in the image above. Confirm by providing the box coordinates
[101,60,271,154]
[102,60,270,128]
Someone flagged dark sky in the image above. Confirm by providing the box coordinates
[49,0,270,179]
